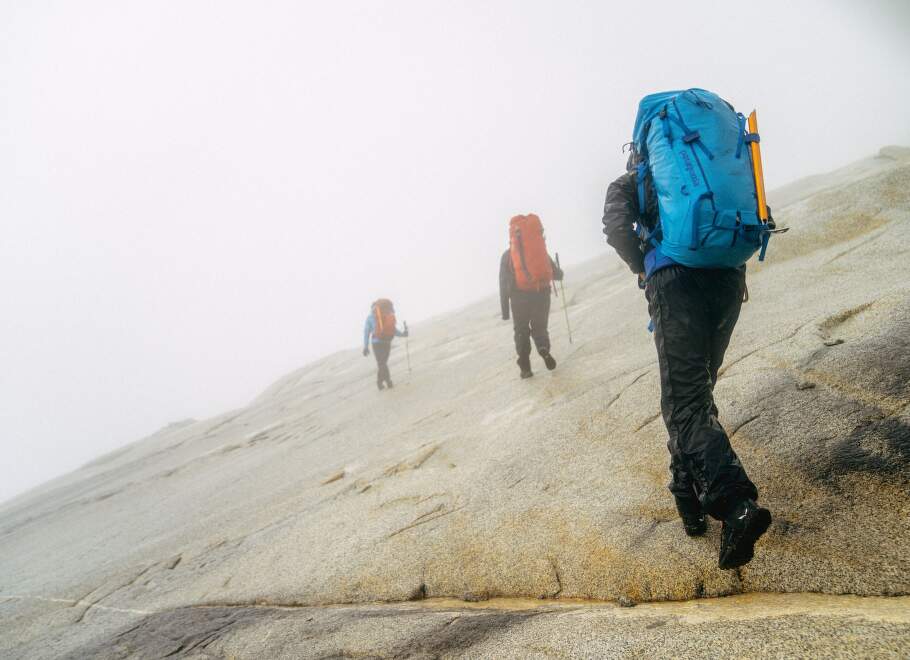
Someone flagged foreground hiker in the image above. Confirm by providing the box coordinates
[363,299,408,390]
[500,213,563,379]
[603,89,781,569]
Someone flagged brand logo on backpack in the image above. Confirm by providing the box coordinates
[678,150,701,188]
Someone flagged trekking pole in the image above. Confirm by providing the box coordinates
[555,253,573,344]
[404,321,412,373]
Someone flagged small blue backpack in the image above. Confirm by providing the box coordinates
[631,88,774,274]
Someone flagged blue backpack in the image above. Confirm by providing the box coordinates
[631,88,773,274]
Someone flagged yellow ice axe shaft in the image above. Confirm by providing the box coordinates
[748,110,769,222]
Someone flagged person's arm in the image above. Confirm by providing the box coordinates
[602,172,645,275]
[499,250,512,320]
[363,315,373,355]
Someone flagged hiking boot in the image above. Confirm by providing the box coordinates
[540,350,557,371]
[675,496,707,537]
[386,380,394,389]
[681,512,707,537]
[718,500,772,570]
[517,357,533,379]
[377,381,385,391]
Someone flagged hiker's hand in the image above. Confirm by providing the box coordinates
[362,347,369,357]
[764,205,776,229]
[553,269,564,281]
[637,272,646,290]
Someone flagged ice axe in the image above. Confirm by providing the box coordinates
[747,109,789,259]
[555,253,573,344]
[747,110,769,223]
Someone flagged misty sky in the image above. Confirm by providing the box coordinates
[2,0,909,503]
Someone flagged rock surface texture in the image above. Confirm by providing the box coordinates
[2,148,909,658]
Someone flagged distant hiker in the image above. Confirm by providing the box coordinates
[500,214,563,379]
[603,89,780,569]
[363,299,408,390]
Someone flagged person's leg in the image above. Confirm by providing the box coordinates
[529,290,556,370]
[529,290,552,354]
[383,346,393,387]
[700,267,770,569]
[371,342,383,388]
[707,267,746,388]
[668,448,707,537]
[511,291,533,374]
[373,341,391,388]
[646,266,758,522]
[701,267,756,508]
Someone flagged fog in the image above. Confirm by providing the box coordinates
[1,0,908,503]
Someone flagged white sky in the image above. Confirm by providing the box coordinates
[2,0,909,503]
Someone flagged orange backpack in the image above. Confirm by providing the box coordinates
[372,299,397,340]
[509,214,553,292]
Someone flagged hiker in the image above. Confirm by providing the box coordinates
[602,89,778,569]
[363,299,408,390]
[499,214,563,379]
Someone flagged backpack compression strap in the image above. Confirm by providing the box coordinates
[374,306,384,335]
[515,228,532,283]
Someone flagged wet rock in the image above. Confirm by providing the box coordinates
[2,149,910,657]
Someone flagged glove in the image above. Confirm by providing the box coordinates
[402,322,409,338]
[362,347,369,357]
[553,268,564,282]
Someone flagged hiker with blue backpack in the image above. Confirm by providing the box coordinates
[603,89,785,569]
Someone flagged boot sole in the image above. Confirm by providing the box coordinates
[684,523,707,537]
[719,508,772,569]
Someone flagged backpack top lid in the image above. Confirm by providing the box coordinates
[372,298,394,313]
[509,213,542,229]
[632,88,713,147]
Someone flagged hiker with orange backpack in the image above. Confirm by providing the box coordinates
[363,299,409,390]
[499,214,563,379]
[603,89,783,570]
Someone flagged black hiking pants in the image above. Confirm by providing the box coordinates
[510,289,551,367]
[372,340,392,385]
[646,265,758,521]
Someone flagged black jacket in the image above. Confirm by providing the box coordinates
[601,171,659,275]
[499,250,563,320]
